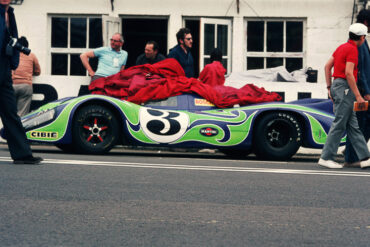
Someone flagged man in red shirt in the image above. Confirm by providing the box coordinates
[199,48,226,86]
[319,23,370,169]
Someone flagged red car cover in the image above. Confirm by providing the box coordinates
[89,58,281,108]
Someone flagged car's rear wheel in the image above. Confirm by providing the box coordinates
[253,112,302,160]
[72,104,119,154]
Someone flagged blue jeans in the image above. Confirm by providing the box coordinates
[345,109,370,163]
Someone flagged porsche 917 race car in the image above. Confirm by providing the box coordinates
[1,94,344,160]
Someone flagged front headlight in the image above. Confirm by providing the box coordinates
[22,109,56,130]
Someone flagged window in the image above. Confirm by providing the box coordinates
[246,19,305,72]
[50,16,103,76]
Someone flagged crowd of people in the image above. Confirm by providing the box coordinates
[0,0,369,167]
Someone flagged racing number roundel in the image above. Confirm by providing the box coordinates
[139,108,189,143]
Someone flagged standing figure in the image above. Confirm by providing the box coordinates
[80,32,128,83]
[344,9,370,167]
[136,40,166,65]
[12,36,40,116]
[0,0,42,164]
[319,23,370,169]
[199,48,226,86]
[168,28,194,78]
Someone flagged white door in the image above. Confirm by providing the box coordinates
[200,18,232,74]
[102,15,122,46]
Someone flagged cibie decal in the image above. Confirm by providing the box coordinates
[194,98,215,106]
[139,108,189,143]
[30,131,58,139]
[200,127,218,137]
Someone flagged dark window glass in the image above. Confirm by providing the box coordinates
[51,17,68,48]
[247,21,264,52]
[70,18,86,48]
[298,92,311,99]
[267,22,283,52]
[89,57,99,71]
[286,57,303,72]
[221,59,227,73]
[70,54,86,76]
[204,58,211,66]
[267,57,283,68]
[272,92,285,102]
[51,53,68,75]
[286,22,303,52]
[89,18,103,48]
[217,24,228,56]
[247,57,264,70]
[204,24,215,55]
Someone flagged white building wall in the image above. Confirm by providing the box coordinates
[11,0,355,101]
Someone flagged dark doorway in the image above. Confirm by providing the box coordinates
[122,18,168,68]
[185,19,200,77]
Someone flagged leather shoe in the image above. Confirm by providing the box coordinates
[343,161,361,168]
[13,156,43,165]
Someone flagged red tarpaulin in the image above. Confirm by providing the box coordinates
[89,58,282,108]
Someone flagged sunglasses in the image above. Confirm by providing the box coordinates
[110,39,122,43]
[185,38,193,41]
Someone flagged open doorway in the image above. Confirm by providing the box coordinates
[122,18,168,68]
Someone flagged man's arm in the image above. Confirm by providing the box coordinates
[324,56,334,99]
[345,61,365,104]
[32,54,41,76]
[80,50,96,77]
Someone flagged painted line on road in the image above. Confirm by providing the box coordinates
[1,156,370,177]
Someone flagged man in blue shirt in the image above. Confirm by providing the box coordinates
[0,0,42,164]
[345,9,370,167]
[168,28,194,78]
[80,32,128,83]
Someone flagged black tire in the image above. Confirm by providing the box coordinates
[253,112,302,160]
[55,143,75,153]
[219,148,251,158]
[72,104,119,154]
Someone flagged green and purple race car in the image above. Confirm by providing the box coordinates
[1,94,343,160]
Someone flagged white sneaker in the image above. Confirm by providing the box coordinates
[318,158,343,169]
[360,159,370,169]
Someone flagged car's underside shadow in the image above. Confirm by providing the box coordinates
[27,144,323,163]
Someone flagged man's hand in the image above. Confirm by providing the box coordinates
[364,94,370,101]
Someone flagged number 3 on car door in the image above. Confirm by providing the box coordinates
[139,108,190,143]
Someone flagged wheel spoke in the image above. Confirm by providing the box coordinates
[86,135,93,142]
[94,118,97,125]
[100,126,108,131]
[98,135,103,142]
[83,125,91,130]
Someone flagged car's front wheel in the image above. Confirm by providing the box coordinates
[253,112,302,160]
[72,104,119,154]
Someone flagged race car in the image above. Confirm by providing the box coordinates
[1,94,343,160]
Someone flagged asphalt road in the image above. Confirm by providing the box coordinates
[0,144,369,247]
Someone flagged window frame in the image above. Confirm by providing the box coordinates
[245,18,306,71]
[48,14,103,76]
